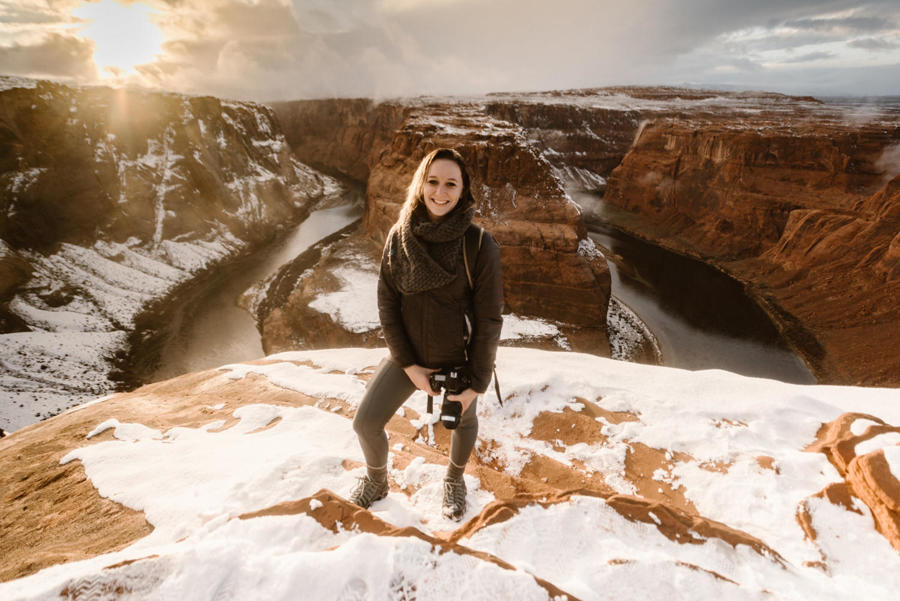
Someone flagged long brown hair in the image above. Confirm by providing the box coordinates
[400,148,474,222]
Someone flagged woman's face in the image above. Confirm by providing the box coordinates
[422,158,463,222]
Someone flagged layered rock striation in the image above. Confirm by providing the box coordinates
[603,102,900,385]
[262,99,613,355]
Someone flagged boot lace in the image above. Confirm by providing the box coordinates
[442,477,467,520]
[349,476,389,509]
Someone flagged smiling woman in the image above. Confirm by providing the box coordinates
[72,0,164,77]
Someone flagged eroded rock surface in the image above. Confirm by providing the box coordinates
[803,412,900,557]
[266,99,613,356]
[0,80,331,429]
[269,88,898,385]
[602,99,900,385]
[5,347,898,598]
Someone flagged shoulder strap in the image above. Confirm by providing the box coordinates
[462,225,484,290]
[461,226,503,406]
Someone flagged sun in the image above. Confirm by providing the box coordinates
[72,0,164,77]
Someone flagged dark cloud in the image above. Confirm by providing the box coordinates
[0,32,97,79]
[848,37,900,50]
[784,16,892,33]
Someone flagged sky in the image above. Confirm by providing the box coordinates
[1,0,899,101]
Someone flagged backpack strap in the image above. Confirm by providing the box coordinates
[462,225,484,290]
[461,225,503,407]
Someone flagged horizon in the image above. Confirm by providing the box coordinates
[4,73,900,105]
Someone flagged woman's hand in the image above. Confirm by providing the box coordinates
[447,388,479,414]
[403,364,439,396]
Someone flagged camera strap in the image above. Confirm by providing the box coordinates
[463,226,503,407]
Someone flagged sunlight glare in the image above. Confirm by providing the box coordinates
[73,0,164,76]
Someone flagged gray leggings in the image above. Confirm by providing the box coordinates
[353,357,479,471]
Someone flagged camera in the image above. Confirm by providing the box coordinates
[428,367,471,430]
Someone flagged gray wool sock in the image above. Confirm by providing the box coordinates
[367,464,388,483]
[445,460,465,481]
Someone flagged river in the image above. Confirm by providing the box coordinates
[149,201,363,382]
[149,188,814,386]
[574,190,816,384]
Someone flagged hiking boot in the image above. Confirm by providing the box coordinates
[349,475,389,509]
[442,476,467,521]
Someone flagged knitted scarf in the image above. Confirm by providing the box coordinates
[386,203,474,294]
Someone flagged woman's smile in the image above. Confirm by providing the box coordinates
[423,158,463,221]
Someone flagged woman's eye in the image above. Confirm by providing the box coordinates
[447,183,456,187]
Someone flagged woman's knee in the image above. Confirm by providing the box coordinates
[353,410,383,438]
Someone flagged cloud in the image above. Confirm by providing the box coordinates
[780,50,835,63]
[0,0,81,24]
[848,37,900,51]
[0,31,97,79]
[784,16,893,33]
[3,0,900,99]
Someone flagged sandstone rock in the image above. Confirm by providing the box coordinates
[0,350,797,585]
[259,228,384,354]
[603,106,900,385]
[265,99,613,354]
[804,412,900,554]
[271,99,408,183]
[1,81,318,253]
[0,80,330,429]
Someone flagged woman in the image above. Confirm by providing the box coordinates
[350,147,504,521]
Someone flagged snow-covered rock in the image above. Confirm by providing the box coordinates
[1,347,899,600]
[0,79,335,431]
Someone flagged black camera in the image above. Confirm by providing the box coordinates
[428,367,471,430]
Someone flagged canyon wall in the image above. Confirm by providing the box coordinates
[604,112,900,385]
[271,99,408,183]
[261,99,613,355]
[483,99,641,192]
[0,79,329,430]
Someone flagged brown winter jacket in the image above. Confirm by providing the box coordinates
[377,225,504,394]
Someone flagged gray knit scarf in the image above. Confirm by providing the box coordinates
[386,203,474,294]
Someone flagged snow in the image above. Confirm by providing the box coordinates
[0,331,126,431]
[0,196,340,433]
[885,446,900,482]
[5,167,46,196]
[221,361,367,402]
[855,433,900,457]
[850,417,882,436]
[0,87,335,433]
[4,347,899,600]
[500,314,561,341]
[301,262,567,344]
[0,75,38,91]
[308,266,381,333]
[607,296,662,362]
[555,165,607,192]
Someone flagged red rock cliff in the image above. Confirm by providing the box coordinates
[364,103,610,327]
[262,99,612,355]
[0,80,329,427]
[604,111,900,385]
